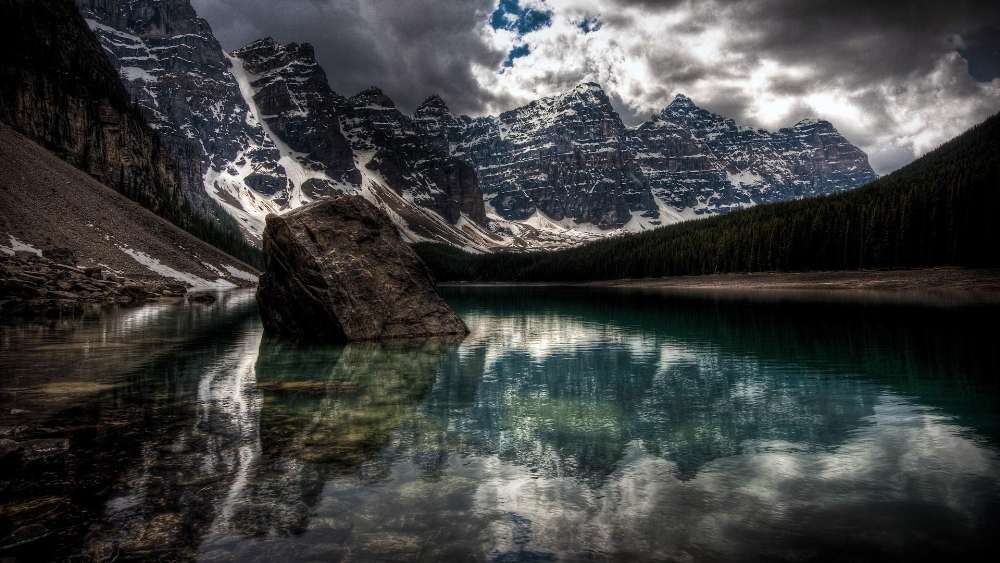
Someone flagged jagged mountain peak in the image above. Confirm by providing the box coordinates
[419,94,448,108]
[238,36,278,50]
[669,92,694,104]
[665,93,703,113]
[233,37,317,64]
[561,81,612,105]
[792,117,835,132]
[80,0,209,37]
[660,93,717,121]
[351,86,396,108]
[569,81,604,93]
[500,81,617,125]
[414,94,454,124]
[453,79,647,230]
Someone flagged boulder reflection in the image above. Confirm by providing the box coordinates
[255,337,458,465]
[200,336,461,542]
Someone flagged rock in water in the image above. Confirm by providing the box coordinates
[256,196,468,341]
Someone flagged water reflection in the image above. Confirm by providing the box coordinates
[0,287,998,561]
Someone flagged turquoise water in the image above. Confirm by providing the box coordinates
[1,287,998,561]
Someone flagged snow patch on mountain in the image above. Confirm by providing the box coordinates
[0,235,43,257]
[222,264,259,283]
[121,247,238,291]
[726,169,764,187]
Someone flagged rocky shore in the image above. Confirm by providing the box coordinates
[0,252,189,318]
[441,268,1000,306]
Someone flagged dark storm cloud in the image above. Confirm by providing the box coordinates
[192,0,506,115]
[607,0,999,94]
[724,0,1000,86]
[959,25,1000,82]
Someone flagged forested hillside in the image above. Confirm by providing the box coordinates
[417,113,1000,282]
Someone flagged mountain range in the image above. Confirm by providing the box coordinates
[417,110,1000,281]
[76,0,877,251]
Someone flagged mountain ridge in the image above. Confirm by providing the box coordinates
[75,0,879,251]
[406,79,878,229]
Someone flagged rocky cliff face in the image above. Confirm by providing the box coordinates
[76,2,495,248]
[647,94,879,212]
[76,0,286,238]
[340,86,487,226]
[231,38,359,195]
[0,0,185,219]
[226,40,495,248]
[257,196,469,341]
[439,83,658,230]
[1,0,259,268]
[630,115,736,216]
[416,85,877,231]
[413,95,465,155]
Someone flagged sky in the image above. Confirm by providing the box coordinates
[192,0,1000,174]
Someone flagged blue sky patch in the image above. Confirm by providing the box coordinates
[491,1,551,71]
[490,0,552,35]
[957,25,1000,82]
[503,44,531,67]
[578,17,601,34]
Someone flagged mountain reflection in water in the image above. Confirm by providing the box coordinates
[0,287,998,561]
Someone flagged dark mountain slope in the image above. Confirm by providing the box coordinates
[0,125,257,286]
[416,112,1000,281]
[0,0,259,266]
[0,0,177,213]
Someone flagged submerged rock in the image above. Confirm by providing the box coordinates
[256,196,469,341]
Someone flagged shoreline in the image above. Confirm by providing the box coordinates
[439,267,1000,303]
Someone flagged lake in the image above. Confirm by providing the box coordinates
[1,287,998,561]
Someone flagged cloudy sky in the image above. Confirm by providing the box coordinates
[192,0,999,174]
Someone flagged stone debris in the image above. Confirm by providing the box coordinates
[0,254,186,318]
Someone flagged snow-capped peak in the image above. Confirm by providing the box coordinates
[793,117,834,130]
[570,81,604,94]
[668,93,697,108]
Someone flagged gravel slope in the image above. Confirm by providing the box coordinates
[0,126,258,288]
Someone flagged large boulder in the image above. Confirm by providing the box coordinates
[256,195,468,341]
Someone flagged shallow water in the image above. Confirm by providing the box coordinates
[1,287,998,561]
